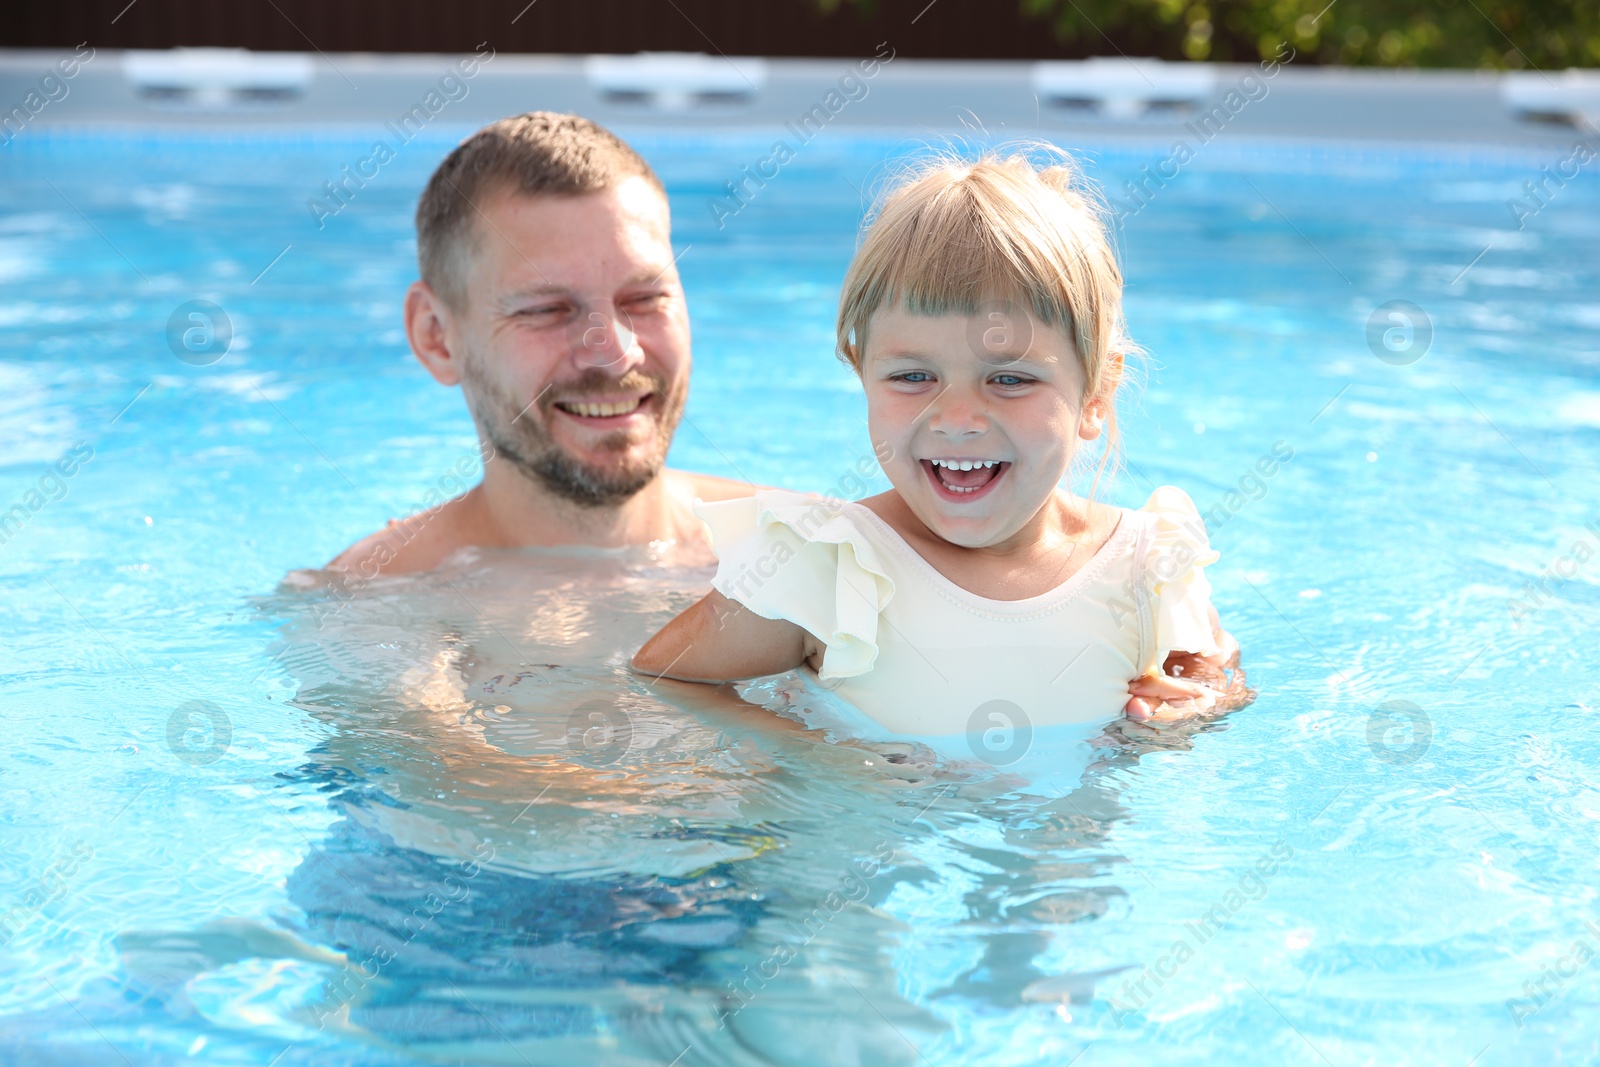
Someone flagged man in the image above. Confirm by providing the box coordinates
[329,111,747,577]
[326,110,1229,719]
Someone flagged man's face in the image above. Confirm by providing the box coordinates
[444,176,690,507]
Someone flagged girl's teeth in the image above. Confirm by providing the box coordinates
[928,459,1004,495]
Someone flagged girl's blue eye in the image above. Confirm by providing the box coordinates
[992,374,1031,387]
[896,371,934,384]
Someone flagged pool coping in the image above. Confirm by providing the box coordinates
[1,48,1596,155]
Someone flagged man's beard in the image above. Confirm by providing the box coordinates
[468,365,684,509]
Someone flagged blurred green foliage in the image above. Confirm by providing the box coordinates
[1018,0,1600,68]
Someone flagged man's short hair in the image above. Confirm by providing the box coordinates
[416,111,664,309]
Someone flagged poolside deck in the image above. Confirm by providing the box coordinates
[0,49,1591,153]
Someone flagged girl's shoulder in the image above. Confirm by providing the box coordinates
[693,489,895,679]
[693,488,864,549]
[1134,485,1222,662]
[692,489,898,592]
[1133,486,1217,579]
[1138,484,1206,524]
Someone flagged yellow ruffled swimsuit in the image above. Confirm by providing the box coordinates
[693,486,1220,738]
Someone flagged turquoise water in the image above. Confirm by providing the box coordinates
[2,123,1599,1065]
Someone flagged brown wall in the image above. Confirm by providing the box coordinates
[2,0,1138,60]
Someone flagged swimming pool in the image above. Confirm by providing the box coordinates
[3,121,1599,1066]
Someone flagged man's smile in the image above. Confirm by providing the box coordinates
[553,393,654,423]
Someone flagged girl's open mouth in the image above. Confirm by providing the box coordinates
[921,458,1010,502]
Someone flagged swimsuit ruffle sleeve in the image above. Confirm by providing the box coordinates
[693,490,895,681]
[1140,486,1222,667]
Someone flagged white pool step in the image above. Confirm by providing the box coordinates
[123,48,313,108]
[583,52,767,111]
[1502,69,1600,129]
[1031,57,1220,120]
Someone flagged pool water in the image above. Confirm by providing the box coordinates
[2,121,1599,1066]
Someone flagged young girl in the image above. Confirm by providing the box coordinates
[633,150,1245,745]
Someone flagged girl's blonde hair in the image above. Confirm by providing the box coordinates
[836,147,1137,462]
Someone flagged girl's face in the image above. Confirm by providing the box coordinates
[862,304,1105,549]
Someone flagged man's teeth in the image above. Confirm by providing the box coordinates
[929,459,1000,471]
[563,398,643,418]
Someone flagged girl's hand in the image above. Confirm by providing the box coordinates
[1124,669,1217,723]
[1122,620,1252,724]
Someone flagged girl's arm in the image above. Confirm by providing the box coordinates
[631,590,821,684]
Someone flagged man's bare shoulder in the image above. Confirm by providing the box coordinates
[326,499,473,578]
[669,469,762,503]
